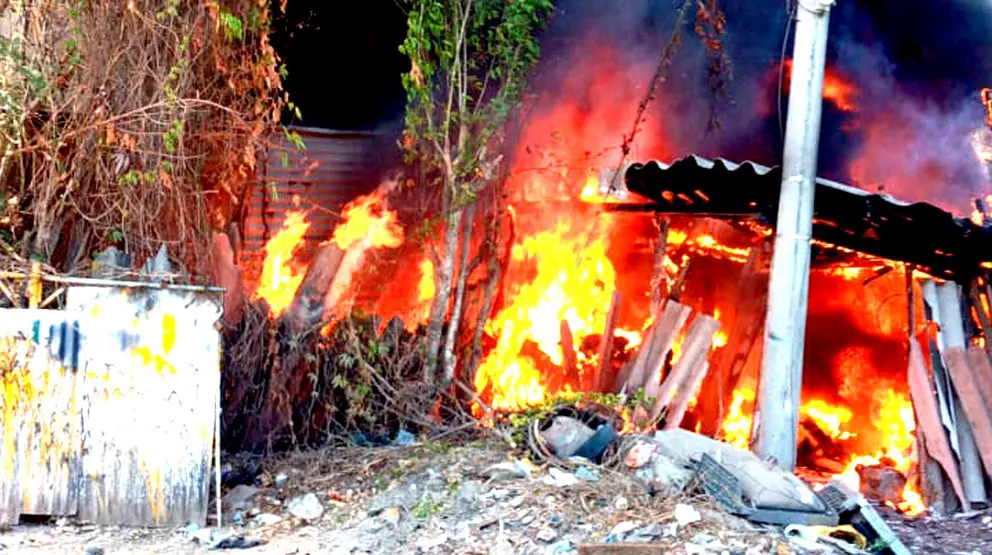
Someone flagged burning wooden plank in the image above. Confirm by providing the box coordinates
[622,301,690,394]
[284,243,345,328]
[650,314,720,424]
[593,291,622,392]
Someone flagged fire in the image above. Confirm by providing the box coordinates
[833,389,924,516]
[720,387,755,450]
[404,257,435,332]
[783,59,858,112]
[331,190,404,251]
[253,210,310,317]
[416,258,435,303]
[718,385,923,516]
[473,226,618,411]
[801,399,853,441]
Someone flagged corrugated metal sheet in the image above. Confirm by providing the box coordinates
[0,285,222,526]
[622,155,992,281]
[241,127,401,282]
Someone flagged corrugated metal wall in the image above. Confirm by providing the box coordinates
[0,286,222,527]
[241,127,401,283]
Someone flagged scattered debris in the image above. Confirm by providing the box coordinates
[222,484,260,512]
[674,503,702,527]
[543,467,580,487]
[287,493,325,521]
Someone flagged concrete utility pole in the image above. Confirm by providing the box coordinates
[754,0,835,471]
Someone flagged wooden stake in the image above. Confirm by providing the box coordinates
[28,261,41,308]
[560,319,578,378]
[594,291,622,393]
[649,216,670,314]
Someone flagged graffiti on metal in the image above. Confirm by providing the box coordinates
[0,285,222,527]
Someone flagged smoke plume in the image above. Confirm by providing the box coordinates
[516,0,992,213]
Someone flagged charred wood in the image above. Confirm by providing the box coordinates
[650,314,719,424]
[285,243,345,328]
[594,291,622,393]
[561,319,578,378]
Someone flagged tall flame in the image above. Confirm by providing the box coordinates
[473,225,618,411]
[331,190,404,251]
[253,210,310,317]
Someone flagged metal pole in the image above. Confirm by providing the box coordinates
[754,0,834,471]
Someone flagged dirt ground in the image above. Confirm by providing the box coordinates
[1,441,990,555]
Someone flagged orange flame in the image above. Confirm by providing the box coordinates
[833,389,924,516]
[473,226,618,411]
[405,257,435,332]
[784,59,858,113]
[253,210,310,317]
[720,387,755,450]
[718,386,923,516]
[331,190,404,251]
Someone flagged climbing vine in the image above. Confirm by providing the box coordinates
[0,0,293,280]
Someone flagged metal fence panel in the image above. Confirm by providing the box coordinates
[0,314,83,524]
[0,285,221,527]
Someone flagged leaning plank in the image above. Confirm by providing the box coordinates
[284,242,345,327]
[907,338,969,510]
[614,323,655,394]
[560,320,578,378]
[945,347,992,479]
[634,302,691,396]
[593,291,622,392]
[966,346,992,407]
[663,361,710,430]
[650,315,720,422]
[934,282,989,504]
[921,279,959,453]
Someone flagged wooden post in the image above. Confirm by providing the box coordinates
[560,320,578,378]
[27,261,41,308]
[594,291,622,392]
[755,0,835,470]
[649,216,670,314]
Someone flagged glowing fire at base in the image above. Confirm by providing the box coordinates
[719,386,924,516]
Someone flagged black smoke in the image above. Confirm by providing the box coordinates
[526,0,992,212]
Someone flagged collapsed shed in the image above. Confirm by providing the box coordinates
[605,155,992,514]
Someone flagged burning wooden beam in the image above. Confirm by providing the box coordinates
[594,291,622,393]
[285,243,345,328]
[649,314,720,424]
[622,301,690,394]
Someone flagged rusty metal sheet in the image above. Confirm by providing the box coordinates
[64,286,222,527]
[0,312,83,524]
[241,128,400,286]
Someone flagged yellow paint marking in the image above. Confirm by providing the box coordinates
[162,314,176,354]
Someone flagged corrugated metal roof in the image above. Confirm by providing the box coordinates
[240,127,401,281]
[622,155,992,281]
